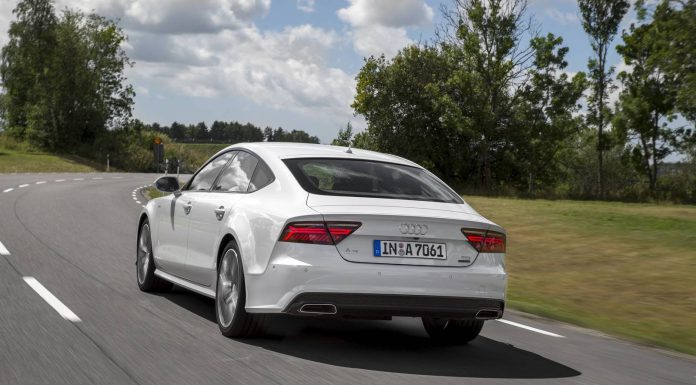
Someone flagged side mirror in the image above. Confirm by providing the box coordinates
[154,176,180,194]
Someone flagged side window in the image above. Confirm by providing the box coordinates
[187,152,234,191]
[213,151,258,192]
[248,162,274,192]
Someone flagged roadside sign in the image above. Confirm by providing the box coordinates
[154,142,164,172]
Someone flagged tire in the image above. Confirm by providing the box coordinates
[215,240,266,338]
[137,219,173,292]
[422,317,484,345]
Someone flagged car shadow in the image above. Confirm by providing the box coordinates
[158,288,581,379]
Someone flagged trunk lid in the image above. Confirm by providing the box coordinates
[307,194,499,267]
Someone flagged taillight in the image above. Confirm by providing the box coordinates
[280,222,361,245]
[462,229,506,253]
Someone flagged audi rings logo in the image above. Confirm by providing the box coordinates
[399,223,428,235]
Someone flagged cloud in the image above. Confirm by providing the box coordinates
[338,0,433,58]
[297,0,316,13]
[0,0,358,133]
[127,25,355,119]
[544,8,580,25]
[60,0,271,34]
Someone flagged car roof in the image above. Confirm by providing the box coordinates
[225,142,421,168]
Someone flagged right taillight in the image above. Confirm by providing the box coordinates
[462,229,506,253]
[280,221,361,245]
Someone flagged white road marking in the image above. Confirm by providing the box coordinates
[132,197,137,200]
[135,201,141,204]
[113,176,123,179]
[0,241,10,255]
[3,188,13,193]
[22,277,81,322]
[36,181,46,185]
[92,177,103,180]
[73,178,84,181]
[497,319,564,338]
[55,179,65,182]
[19,184,29,188]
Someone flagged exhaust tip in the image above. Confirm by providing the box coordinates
[475,309,501,320]
[299,303,337,315]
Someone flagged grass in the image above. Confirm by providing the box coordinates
[144,186,167,200]
[465,196,696,355]
[0,148,102,173]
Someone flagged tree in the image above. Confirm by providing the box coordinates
[353,46,462,181]
[578,0,630,198]
[193,121,209,141]
[637,0,696,124]
[437,0,538,189]
[613,5,689,196]
[0,0,57,143]
[169,121,186,141]
[514,33,587,194]
[0,0,133,150]
[331,122,354,146]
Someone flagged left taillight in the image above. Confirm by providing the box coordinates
[280,221,361,245]
[462,228,506,253]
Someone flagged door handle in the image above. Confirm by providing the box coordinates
[214,206,226,221]
[183,201,192,215]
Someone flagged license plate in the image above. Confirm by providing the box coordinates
[373,240,446,259]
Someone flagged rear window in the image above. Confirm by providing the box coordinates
[283,158,463,204]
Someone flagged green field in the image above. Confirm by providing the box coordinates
[0,148,101,173]
[465,196,696,355]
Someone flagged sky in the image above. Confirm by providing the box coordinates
[0,0,639,143]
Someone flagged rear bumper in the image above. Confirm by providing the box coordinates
[283,293,504,319]
[244,244,507,315]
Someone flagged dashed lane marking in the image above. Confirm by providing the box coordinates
[36,181,46,185]
[73,178,84,181]
[23,277,81,323]
[55,179,66,182]
[497,319,565,338]
[3,188,13,193]
[18,184,29,188]
[0,241,9,255]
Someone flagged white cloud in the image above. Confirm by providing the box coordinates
[0,0,358,132]
[128,25,355,119]
[61,0,271,34]
[544,8,579,25]
[338,0,433,58]
[297,0,316,13]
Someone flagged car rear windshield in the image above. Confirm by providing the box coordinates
[283,158,463,204]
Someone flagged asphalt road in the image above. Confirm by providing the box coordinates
[0,172,694,385]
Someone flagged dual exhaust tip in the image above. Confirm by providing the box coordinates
[298,304,502,319]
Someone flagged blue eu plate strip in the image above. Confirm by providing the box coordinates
[373,240,382,256]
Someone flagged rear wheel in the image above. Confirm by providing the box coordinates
[216,241,266,338]
[422,317,484,344]
[137,220,172,292]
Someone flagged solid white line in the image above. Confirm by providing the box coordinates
[3,188,13,193]
[36,181,46,185]
[55,179,65,182]
[22,277,81,322]
[19,184,29,188]
[0,241,9,255]
[497,319,564,338]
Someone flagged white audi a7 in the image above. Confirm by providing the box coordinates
[137,142,507,343]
